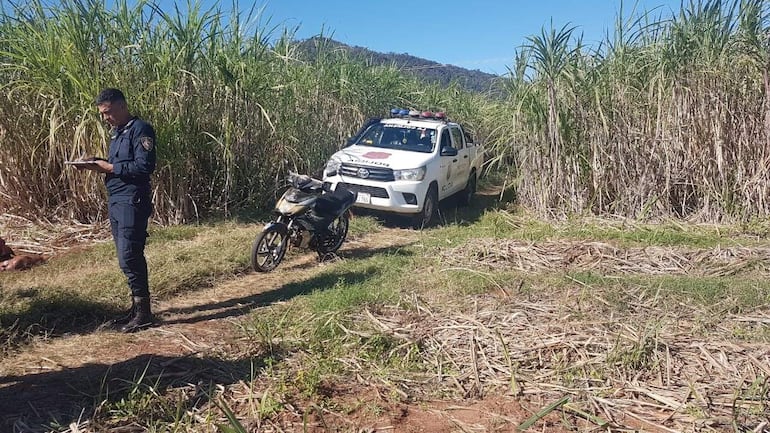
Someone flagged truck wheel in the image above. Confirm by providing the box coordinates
[412,186,437,229]
[458,173,476,206]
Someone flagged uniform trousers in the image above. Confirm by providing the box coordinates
[109,194,152,297]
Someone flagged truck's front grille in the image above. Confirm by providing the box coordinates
[339,163,394,182]
[338,183,389,199]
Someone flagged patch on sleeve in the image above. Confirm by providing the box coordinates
[140,136,154,152]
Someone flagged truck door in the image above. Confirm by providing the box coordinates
[438,129,455,197]
[449,126,471,194]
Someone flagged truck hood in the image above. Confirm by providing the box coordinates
[329,145,433,169]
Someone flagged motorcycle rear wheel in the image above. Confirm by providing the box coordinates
[251,224,289,272]
[317,212,350,255]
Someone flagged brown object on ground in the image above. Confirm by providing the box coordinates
[1,234,48,271]
[0,253,46,271]
[0,236,13,260]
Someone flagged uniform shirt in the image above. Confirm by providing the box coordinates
[105,117,157,198]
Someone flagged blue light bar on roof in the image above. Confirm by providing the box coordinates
[390,108,448,120]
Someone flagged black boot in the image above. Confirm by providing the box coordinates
[120,296,154,333]
[112,297,135,325]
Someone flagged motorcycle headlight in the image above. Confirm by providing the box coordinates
[324,159,341,177]
[393,166,426,181]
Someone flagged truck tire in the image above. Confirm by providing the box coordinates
[413,185,438,229]
[458,173,476,206]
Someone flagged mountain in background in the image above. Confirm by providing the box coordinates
[297,37,506,94]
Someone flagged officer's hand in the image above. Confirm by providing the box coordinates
[72,155,111,173]
[72,156,97,171]
[82,155,108,162]
[87,159,113,173]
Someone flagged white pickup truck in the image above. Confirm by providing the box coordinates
[322,109,484,228]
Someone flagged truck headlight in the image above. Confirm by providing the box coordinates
[324,159,341,177]
[394,166,426,181]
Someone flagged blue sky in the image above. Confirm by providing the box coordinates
[243,0,683,75]
[1,0,684,76]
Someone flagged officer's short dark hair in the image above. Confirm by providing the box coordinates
[95,88,126,105]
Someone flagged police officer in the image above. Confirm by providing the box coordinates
[75,88,157,333]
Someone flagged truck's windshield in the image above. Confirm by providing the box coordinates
[354,124,436,154]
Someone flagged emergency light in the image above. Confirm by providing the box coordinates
[388,108,448,121]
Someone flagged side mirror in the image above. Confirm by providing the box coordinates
[440,146,458,157]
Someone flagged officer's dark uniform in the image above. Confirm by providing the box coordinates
[106,117,156,298]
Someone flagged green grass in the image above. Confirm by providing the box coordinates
[0,222,259,353]
[7,211,764,350]
[429,208,767,248]
[0,213,383,351]
[557,271,770,314]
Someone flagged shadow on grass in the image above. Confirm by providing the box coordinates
[0,244,409,429]
[279,237,417,272]
[158,269,370,324]
[159,245,414,325]
[0,241,414,356]
[0,351,276,432]
[352,184,506,229]
[0,292,130,355]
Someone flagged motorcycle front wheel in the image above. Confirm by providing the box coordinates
[251,224,289,272]
[317,212,350,255]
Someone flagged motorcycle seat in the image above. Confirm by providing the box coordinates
[314,187,355,215]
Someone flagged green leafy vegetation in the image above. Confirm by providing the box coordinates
[5,1,770,225]
[0,0,486,224]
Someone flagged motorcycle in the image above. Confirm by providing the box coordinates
[251,172,356,272]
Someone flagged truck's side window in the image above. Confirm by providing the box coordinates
[450,127,465,150]
[439,130,452,150]
[463,129,474,146]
